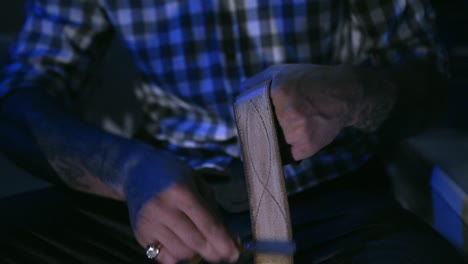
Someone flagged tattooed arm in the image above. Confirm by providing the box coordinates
[1,87,239,262]
[2,88,150,200]
[357,63,447,143]
[0,2,239,262]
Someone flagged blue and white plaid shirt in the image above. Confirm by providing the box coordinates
[1,0,444,194]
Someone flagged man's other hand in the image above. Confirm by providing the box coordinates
[242,64,366,161]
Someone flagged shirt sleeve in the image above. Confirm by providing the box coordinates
[333,0,447,73]
[0,0,113,103]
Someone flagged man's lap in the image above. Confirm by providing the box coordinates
[224,169,462,263]
[288,190,460,263]
[0,161,463,263]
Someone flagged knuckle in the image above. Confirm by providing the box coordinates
[292,150,304,161]
[283,124,302,144]
[292,146,308,160]
[171,185,196,205]
[192,237,208,252]
[154,205,177,224]
[283,132,295,144]
[205,221,225,238]
[294,142,318,160]
[165,183,187,198]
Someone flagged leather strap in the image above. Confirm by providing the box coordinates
[234,80,293,264]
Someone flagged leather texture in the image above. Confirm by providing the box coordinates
[235,80,293,264]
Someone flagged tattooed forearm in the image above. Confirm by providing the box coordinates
[50,157,90,190]
[33,127,131,200]
[2,88,135,200]
[49,156,123,199]
[352,63,445,139]
[353,68,397,132]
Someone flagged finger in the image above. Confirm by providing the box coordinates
[290,121,341,160]
[154,225,197,261]
[159,208,222,262]
[281,117,319,159]
[154,247,178,264]
[179,193,239,262]
[289,134,320,161]
[281,116,306,141]
[134,207,197,261]
[291,141,319,160]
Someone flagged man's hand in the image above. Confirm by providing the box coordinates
[1,89,240,264]
[242,64,395,161]
[124,148,239,264]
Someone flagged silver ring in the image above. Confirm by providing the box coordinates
[146,243,162,259]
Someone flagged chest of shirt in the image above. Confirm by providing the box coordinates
[99,0,338,79]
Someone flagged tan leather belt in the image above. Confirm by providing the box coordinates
[235,80,294,264]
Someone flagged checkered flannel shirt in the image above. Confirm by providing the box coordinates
[0,0,445,194]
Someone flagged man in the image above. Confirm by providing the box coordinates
[0,0,462,263]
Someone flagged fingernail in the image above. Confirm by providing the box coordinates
[227,238,241,263]
[229,249,240,263]
[234,236,242,247]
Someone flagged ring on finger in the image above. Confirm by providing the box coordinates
[146,242,162,259]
